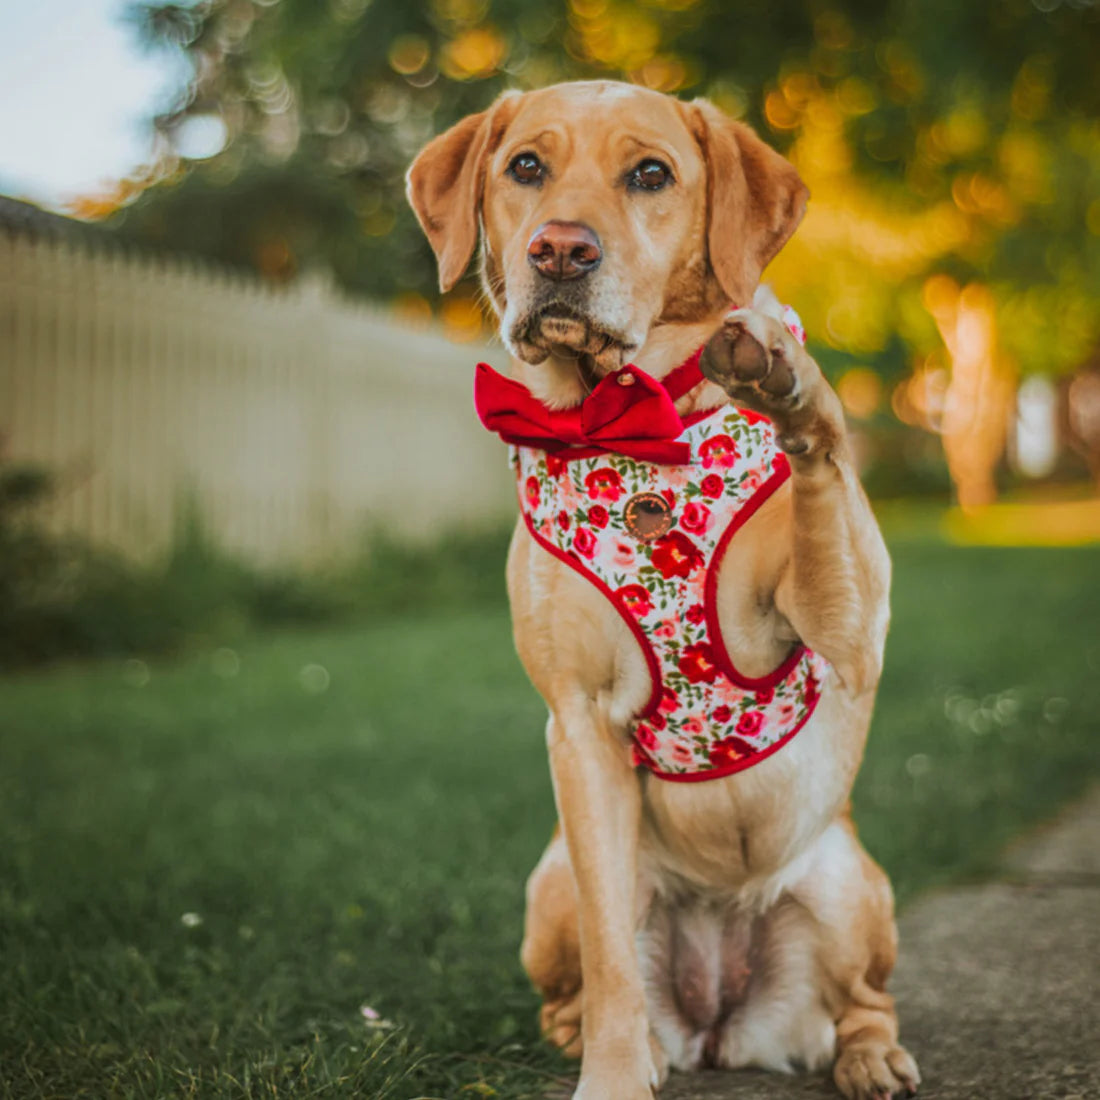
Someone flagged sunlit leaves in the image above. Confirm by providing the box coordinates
[440,26,508,79]
[112,0,1100,372]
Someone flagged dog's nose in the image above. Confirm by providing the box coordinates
[526,221,602,281]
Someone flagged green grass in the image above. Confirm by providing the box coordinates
[1,541,1098,1098]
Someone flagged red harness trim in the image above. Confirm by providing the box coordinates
[637,704,816,783]
[704,452,807,691]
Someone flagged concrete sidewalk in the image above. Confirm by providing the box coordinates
[660,788,1100,1100]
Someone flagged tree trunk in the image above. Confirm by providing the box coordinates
[923,278,1016,511]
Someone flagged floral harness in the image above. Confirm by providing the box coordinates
[480,311,829,782]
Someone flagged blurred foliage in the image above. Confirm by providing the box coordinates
[0,454,510,668]
[101,0,1100,379]
[90,0,1100,503]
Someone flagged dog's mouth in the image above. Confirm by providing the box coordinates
[510,302,636,375]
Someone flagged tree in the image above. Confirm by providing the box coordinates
[103,0,1100,502]
[752,0,1100,504]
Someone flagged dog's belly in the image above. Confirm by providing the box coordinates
[637,826,844,1075]
[639,890,757,1069]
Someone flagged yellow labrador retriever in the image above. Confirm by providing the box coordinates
[407,81,919,1100]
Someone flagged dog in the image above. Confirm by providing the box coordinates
[407,80,919,1100]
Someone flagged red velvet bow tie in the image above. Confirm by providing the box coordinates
[474,349,705,465]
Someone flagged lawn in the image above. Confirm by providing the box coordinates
[1,540,1098,1099]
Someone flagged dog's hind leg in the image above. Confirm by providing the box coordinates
[521,825,584,1058]
[718,818,919,1099]
[809,822,920,1100]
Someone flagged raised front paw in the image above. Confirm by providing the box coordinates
[699,308,841,456]
[834,1041,921,1100]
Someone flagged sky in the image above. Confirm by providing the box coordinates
[0,0,189,209]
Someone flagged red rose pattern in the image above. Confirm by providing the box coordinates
[736,710,765,737]
[700,474,724,499]
[804,671,820,708]
[585,467,624,501]
[669,742,695,767]
[679,642,719,684]
[587,504,610,529]
[512,339,827,777]
[680,501,712,536]
[650,531,704,579]
[572,527,597,559]
[617,584,653,619]
[708,735,757,768]
[699,434,739,470]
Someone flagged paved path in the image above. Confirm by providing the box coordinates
[555,789,1100,1100]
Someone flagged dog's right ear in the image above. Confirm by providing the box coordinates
[406,94,518,293]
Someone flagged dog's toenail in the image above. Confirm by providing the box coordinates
[618,371,635,386]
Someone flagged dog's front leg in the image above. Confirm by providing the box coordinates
[700,309,891,696]
[546,703,657,1100]
[701,311,919,1098]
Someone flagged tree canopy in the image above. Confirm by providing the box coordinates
[99,0,1100,500]
[108,0,1099,364]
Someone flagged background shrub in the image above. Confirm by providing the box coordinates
[0,457,511,669]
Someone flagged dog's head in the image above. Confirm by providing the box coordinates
[407,81,806,378]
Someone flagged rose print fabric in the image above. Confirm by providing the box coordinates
[508,305,829,782]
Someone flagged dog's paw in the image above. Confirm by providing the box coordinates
[573,1075,656,1100]
[539,989,584,1058]
[699,308,840,456]
[834,1041,921,1100]
[572,1028,661,1100]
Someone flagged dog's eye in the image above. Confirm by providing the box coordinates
[628,158,673,191]
[508,152,544,185]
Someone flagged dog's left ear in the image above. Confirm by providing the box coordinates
[682,99,809,307]
[406,93,518,292]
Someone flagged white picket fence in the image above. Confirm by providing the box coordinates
[0,229,517,564]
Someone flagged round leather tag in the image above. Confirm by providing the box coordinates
[623,492,673,542]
